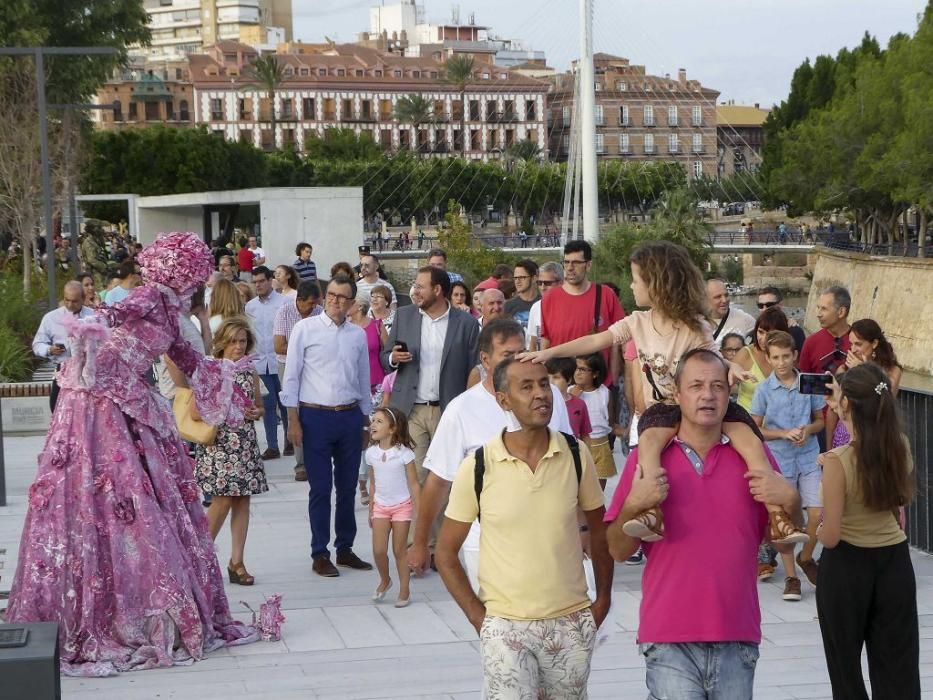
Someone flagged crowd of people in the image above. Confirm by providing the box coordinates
[17,229,920,698]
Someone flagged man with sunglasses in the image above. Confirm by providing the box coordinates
[526,261,562,351]
[504,259,540,339]
[757,286,806,351]
[539,241,625,385]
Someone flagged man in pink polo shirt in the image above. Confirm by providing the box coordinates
[605,348,801,698]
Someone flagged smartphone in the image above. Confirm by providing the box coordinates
[395,341,408,353]
[798,373,833,395]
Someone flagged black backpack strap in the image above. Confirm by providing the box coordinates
[560,431,582,485]
[591,283,602,334]
[473,446,486,521]
[712,311,729,340]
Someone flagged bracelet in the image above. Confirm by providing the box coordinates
[579,525,589,532]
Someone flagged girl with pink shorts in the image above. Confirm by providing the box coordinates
[366,407,419,608]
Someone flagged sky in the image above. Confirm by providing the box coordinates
[292,0,927,107]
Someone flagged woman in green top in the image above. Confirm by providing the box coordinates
[734,307,789,412]
[817,363,919,700]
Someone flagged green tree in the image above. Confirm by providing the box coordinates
[305,128,384,160]
[393,94,434,153]
[243,55,285,147]
[437,199,516,286]
[505,139,543,163]
[442,55,475,157]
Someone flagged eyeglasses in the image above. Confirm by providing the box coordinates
[537,280,558,287]
[513,275,531,282]
[574,366,593,373]
[757,300,779,309]
[326,291,353,303]
[562,259,588,268]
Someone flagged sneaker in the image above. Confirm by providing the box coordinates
[294,466,307,481]
[261,448,281,460]
[782,576,802,601]
[626,548,644,566]
[796,554,819,587]
[757,562,775,581]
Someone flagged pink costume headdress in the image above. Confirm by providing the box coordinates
[137,231,214,295]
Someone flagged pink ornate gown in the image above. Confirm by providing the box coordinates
[6,283,261,677]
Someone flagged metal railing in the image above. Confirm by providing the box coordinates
[901,387,932,553]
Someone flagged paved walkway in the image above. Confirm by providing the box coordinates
[1,432,931,699]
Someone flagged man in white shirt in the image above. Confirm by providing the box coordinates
[526,261,563,350]
[355,254,395,307]
[408,319,572,579]
[32,281,95,411]
[281,275,374,577]
[245,266,287,459]
[707,279,756,342]
[247,235,266,267]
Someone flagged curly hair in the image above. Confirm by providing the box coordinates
[630,241,707,333]
[211,315,256,358]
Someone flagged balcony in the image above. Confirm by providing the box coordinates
[210,110,224,121]
[595,116,605,127]
[668,120,679,127]
[596,146,607,154]
[644,118,655,127]
[692,145,706,154]
[619,146,631,154]
[433,142,449,153]
[644,145,656,154]
[486,111,502,123]
[501,111,518,122]
[280,110,297,122]
[323,111,337,121]
[692,119,703,127]
[668,145,681,154]
[618,118,629,127]
[239,110,252,121]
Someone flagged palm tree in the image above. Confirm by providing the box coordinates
[442,55,475,157]
[243,55,285,149]
[506,139,543,164]
[393,94,434,153]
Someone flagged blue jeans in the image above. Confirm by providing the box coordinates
[259,373,288,451]
[300,406,364,559]
[640,642,758,699]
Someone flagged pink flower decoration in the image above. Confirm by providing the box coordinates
[93,473,114,493]
[136,232,214,295]
[113,498,136,524]
[177,480,201,504]
[28,479,55,511]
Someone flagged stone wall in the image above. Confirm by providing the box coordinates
[806,248,933,375]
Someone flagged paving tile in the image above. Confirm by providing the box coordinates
[324,605,403,648]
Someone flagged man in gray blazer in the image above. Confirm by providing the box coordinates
[382,265,479,483]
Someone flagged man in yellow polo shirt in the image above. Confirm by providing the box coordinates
[436,358,612,699]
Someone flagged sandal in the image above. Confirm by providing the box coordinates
[228,561,255,586]
[622,506,665,542]
[768,510,810,545]
[359,483,370,506]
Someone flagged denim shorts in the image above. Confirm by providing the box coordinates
[639,641,759,699]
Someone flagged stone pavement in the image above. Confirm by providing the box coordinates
[1,432,931,699]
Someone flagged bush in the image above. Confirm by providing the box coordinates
[0,266,49,381]
[0,325,31,382]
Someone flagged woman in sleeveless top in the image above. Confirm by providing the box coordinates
[734,307,789,412]
[817,363,919,699]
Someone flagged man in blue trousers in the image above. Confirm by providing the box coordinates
[281,275,374,577]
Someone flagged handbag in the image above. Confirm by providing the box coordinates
[173,386,218,445]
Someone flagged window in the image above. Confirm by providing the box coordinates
[323,98,336,120]
[337,69,345,76]
[281,98,294,119]
[486,100,497,121]
[361,99,373,120]
[179,100,189,120]
[481,72,490,80]
[239,129,253,145]
[644,133,654,153]
[470,129,482,150]
[238,97,251,120]
[668,105,678,126]
[616,80,627,91]
[302,97,315,119]
[374,70,383,77]
[561,105,571,124]
[112,100,123,121]
[620,133,630,153]
[469,100,481,121]
[380,129,392,148]
[356,69,364,77]
[380,99,393,121]
[692,105,702,126]
[394,70,402,78]
[594,104,604,126]
[619,105,629,126]
[128,102,137,120]
[692,133,703,153]
[210,98,223,121]
[412,70,420,78]
[595,133,605,153]
[643,104,654,126]
[668,133,679,153]
[594,81,602,92]
[693,160,703,178]
[525,99,536,121]
[145,101,160,121]
[318,68,327,76]
[341,98,352,120]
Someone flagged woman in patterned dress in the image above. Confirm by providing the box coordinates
[193,316,268,585]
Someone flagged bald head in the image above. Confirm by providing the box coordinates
[706,279,730,320]
[63,281,85,314]
[481,288,505,321]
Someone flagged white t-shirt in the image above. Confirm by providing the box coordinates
[580,385,610,438]
[714,306,756,341]
[423,381,573,550]
[366,444,416,506]
[526,299,542,349]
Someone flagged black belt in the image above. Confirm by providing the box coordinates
[414,400,440,407]
[299,401,359,412]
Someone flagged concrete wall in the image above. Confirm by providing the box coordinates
[133,188,364,277]
[806,248,933,375]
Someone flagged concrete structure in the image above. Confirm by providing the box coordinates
[717,103,770,178]
[139,0,292,60]
[187,42,548,159]
[805,247,933,376]
[548,54,720,180]
[76,188,363,276]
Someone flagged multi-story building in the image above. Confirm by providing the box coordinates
[93,57,195,129]
[547,53,720,180]
[140,0,292,59]
[716,103,769,178]
[184,41,549,159]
